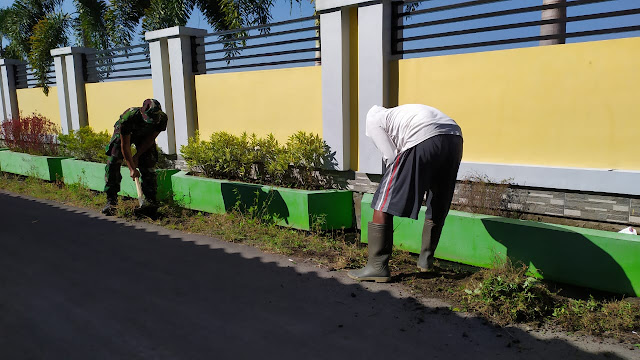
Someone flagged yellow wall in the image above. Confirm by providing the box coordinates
[16,87,61,128]
[195,66,322,144]
[392,37,640,171]
[85,79,154,133]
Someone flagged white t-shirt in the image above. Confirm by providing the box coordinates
[366,104,462,166]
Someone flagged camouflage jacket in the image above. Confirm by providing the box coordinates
[106,107,168,155]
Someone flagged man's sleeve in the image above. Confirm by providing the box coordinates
[366,119,397,166]
[119,108,138,136]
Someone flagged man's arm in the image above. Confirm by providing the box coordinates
[132,131,161,164]
[367,124,397,167]
[121,134,140,179]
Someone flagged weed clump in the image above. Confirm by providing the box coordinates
[462,258,556,325]
[461,257,640,340]
[553,297,640,337]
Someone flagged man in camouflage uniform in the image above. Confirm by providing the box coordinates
[102,99,168,217]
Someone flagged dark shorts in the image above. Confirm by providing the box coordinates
[371,134,463,221]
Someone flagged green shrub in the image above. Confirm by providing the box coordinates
[58,126,111,163]
[252,133,288,186]
[181,131,335,189]
[285,131,333,189]
[181,131,252,180]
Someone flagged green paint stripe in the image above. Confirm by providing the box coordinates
[361,193,640,296]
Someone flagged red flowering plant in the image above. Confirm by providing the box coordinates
[0,113,59,156]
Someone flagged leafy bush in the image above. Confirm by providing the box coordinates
[285,131,334,189]
[0,113,59,156]
[181,131,335,189]
[252,133,288,186]
[58,126,111,163]
[181,131,251,180]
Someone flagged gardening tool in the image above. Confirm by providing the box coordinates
[134,176,144,206]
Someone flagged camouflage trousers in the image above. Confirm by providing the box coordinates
[104,143,158,204]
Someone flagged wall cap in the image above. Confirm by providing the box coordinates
[50,47,96,56]
[145,26,208,41]
[316,0,386,12]
[0,59,27,66]
[458,161,640,196]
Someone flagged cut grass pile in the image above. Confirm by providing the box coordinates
[1,173,638,345]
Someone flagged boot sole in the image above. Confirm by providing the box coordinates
[347,273,391,283]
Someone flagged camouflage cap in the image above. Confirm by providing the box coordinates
[141,99,163,123]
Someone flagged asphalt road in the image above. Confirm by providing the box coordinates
[0,191,637,360]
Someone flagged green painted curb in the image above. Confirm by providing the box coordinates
[361,193,640,296]
[60,159,178,200]
[171,171,354,231]
[0,151,68,181]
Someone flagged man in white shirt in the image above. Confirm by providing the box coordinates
[348,104,463,283]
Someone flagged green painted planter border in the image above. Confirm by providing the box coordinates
[60,158,178,200]
[361,193,640,296]
[171,171,353,231]
[0,150,68,181]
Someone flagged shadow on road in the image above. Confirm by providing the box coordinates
[0,192,631,360]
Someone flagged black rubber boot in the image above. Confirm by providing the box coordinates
[348,222,393,283]
[417,220,443,272]
[134,200,159,220]
[101,198,118,216]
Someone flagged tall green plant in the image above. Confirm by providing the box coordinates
[27,13,69,95]
[74,0,110,51]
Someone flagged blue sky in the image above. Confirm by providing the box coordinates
[1,0,638,64]
[400,0,640,57]
[0,0,316,48]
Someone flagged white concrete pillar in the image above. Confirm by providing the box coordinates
[0,59,22,121]
[50,47,94,131]
[0,64,6,122]
[146,27,206,156]
[52,54,72,134]
[148,38,175,154]
[320,8,351,171]
[541,0,566,45]
[357,1,391,174]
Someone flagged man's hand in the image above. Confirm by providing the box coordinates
[130,167,140,179]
